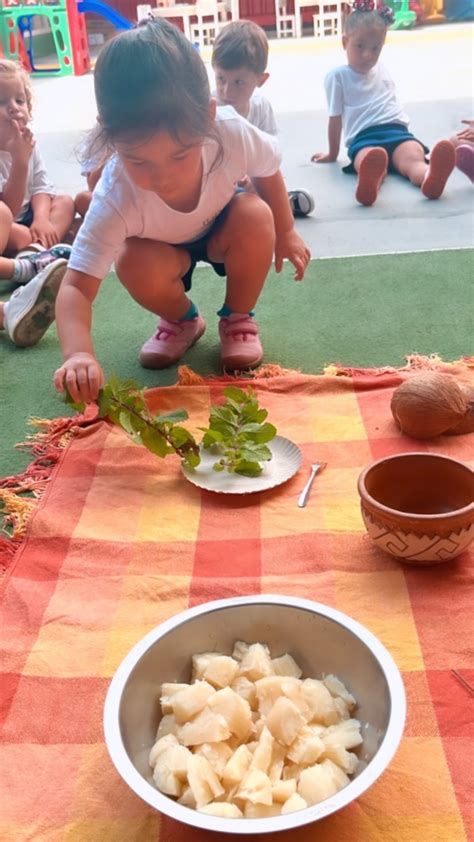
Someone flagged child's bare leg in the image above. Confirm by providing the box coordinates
[391,140,428,186]
[49,195,75,239]
[207,192,275,312]
[116,237,192,321]
[74,191,92,219]
[392,139,455,198]
[0,201,14,254]
[4,222,32,254]
[117,238,202,368]
[0,301,4,328]
[354,147,388,206]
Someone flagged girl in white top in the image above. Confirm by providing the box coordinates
[54,19,310,404]
[312,0,455,206]
[0,59,74,254]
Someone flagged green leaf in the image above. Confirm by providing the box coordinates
[140,426,170,457]
[245,423,277,444]
[223,386,248,403]
[234,459,263,477]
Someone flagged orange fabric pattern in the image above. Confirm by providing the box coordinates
[0,372,472,841]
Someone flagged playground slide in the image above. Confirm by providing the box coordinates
[77,0,134,30]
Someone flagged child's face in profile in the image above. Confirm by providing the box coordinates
[0,73,30,145]
[213,64,269,118]
[343,28,386,74]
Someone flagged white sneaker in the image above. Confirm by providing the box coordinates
[3,259,67,347]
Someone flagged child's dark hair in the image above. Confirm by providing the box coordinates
[0,58,33,116]
[344,9,388,34]
[90,19,221,160]
[344,0,393,35]
[212,21,268,75]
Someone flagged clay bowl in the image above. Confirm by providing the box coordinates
[358,453,474,564]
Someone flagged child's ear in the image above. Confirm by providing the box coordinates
[342,35,348,49]
[209,97,217,121]
[257,72,270,89]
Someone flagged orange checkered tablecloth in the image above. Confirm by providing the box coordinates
[0,370,472,841]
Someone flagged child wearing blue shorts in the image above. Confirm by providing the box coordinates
[311,0,455,206]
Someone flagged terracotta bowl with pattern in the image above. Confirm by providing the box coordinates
[357,453,474,565]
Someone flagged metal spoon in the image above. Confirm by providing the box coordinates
[297,461,327,508]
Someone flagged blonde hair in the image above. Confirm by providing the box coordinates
[0,59,33,117]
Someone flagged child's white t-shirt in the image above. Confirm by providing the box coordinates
[324,63,409,147]
[69,107,282,281]
[247,91,278,136]
[0,146,56,221]
[213,91,278,136]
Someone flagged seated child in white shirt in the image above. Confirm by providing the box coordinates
[212,21,315,218]
[52,19,310,403]
[311,0,455,206]
[0,59,74,253]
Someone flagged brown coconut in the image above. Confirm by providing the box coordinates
[390,372,474,439]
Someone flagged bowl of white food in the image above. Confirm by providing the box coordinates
[104,595,406,834]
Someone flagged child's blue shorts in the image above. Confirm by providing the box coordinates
[179,203,229,291]
[343,122,429,173]
[15,203,34,226]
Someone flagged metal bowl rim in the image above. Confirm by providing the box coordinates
[103,594,406,835]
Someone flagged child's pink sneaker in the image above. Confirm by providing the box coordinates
[139,315,206,369]
[455,144,474,183]
[219,313,263,371]
[422,140,455,199]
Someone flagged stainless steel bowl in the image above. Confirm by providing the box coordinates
[104,595,406,834]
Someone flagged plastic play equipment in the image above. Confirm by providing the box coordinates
[0,0,132,77]
[388,0,417,27]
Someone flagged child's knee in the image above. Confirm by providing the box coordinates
[54,194,75,218]
[74,191,92,218]
[229,193,275,241]
[0,201,14,230]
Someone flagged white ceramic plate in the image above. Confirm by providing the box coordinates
[181,436,302,494]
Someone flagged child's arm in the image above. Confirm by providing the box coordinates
[87,165,105,192]
[253,170,310,281]
[54,268,104,403]
[311,116,342,163]
[1,122,34,217]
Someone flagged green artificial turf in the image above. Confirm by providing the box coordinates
[1,249,473,478]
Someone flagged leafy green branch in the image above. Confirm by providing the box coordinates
[65,379,277,477]
[199,386,276,477]
[66,375,200,469]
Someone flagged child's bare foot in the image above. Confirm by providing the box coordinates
[355,148,388,206]
[455,144,474,183]
[421,140,455,199]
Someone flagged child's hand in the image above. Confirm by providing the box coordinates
[275,230,311,282]
[311,152,337,163]
[54,353,105,404]
[30,219,59,249]
[7,122,35,165]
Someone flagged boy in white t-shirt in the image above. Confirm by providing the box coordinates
[212,21,315,217]
[311,0,455,206]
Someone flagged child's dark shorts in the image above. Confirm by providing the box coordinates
[343,122,429,174]
[178,203,230,291]
[15,204,34,226]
